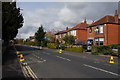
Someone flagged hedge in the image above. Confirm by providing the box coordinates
[25,41,38,46]
[47,43,58,49]
[47,43,83,53]
[64,45,83,53]
[91,45,113,55]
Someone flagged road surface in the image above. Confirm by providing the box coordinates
[15,44,119,79]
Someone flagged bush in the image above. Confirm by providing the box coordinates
[91,45,112,55]
[109,44,120,49]
[109,44,120,56]
[64,45,83,53]
[59,44,66,50]
[47,43,58,49]
[91,46,100,55]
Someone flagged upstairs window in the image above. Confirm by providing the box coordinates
[99,25,103,33]
[89,27,92,33]
[56,35,58,38]
[96,25,104,34]
[60,34,62,38]
[71,30,76,36]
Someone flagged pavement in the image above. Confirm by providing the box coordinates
[2,45,26,80]
[15,44,119,80]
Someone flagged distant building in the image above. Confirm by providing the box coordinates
[29,36,35,42]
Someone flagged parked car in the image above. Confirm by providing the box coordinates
[84,39,93,51]
[111,46,118,56]
[83,44,92,51]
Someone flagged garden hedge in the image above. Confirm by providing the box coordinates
[64,45,83,53]
[92,45,114,55]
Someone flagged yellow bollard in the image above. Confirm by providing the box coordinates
[20,54,23,58]
[40,46,42,49]
[16,51,20,54]
[109,56,115,64]
[59,49,63,53]
[20,57,25,62]
[17,51,21,57]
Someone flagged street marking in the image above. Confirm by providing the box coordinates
[25,65,39,79]
[56,56,71,61]
[103,64,111,66]
[66,59,71,61]
[83,64,119,76]
[94,61,100,63]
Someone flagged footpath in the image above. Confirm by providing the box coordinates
[2,45,25,80]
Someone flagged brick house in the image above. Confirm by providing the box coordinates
[55,29,68,43]
[55,19,89,44]
[87,10,120,45]
[67,19,89,44]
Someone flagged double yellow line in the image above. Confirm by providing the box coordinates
[16,51,39,80]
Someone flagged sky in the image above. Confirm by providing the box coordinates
[16,1,119,39]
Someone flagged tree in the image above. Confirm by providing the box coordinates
[35,25,46,46]
[2,2,24,42]
[45,31,55,43]
[63,35,76,44]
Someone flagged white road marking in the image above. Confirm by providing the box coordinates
[56,56,71,61]
[32,54,46,63]
[66,59,71,61]
[104,64,111,66]
[83,64,119,76]
[94,61,100,63]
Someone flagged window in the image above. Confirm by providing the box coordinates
[99,38,104,45]
[96,25,104,34]
[60,34,62,38]
[63,33,66,37]
[71,30,76,36]
[96,26,99,34]
[68,32,70,35]
[89,27,92,33]
[99,25,103,33]
[95,37,104,45]
[95,38,99,45]
[56,35,58,38]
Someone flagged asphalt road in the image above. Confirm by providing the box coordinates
[15,44,119,79]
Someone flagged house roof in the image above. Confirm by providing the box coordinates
[55,30,68,35]
[68,22,89,31]
[55,22,89,35]
[89,15,120,27]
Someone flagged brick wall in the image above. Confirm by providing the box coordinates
[107,24,120,45]
[76,29,87,44]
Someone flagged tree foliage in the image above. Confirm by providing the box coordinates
[62,35,76,44]
[2,2,24,41]
[35,25,46,46]
[46,32,55,43]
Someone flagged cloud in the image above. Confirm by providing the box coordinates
[16,2,118,39]
[58,6,79,24]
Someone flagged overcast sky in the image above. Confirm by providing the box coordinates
[16,2,118,39]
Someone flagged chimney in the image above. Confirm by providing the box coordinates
[92,21,94,24]
[66,27,68,30]
[84,17,87,24]
[114,10,119,23]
